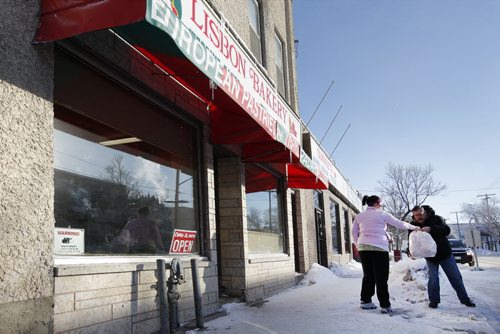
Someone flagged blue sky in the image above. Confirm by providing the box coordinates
[293,0,500,223]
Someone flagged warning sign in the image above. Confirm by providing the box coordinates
[54,227,85,255]
[169,229,197,254]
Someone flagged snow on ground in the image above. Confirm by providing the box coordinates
[188,255,500,333]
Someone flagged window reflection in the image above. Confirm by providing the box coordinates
[245,164,284,254]
[54,120,198,256]
[330,200,340,254]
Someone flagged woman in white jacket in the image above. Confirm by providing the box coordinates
[352,195,418,313]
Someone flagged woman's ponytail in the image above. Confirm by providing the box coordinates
[362,195,380,207]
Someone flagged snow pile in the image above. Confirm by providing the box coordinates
[299,263,338,285]
[330,260,363,277]
[389,258,430,305]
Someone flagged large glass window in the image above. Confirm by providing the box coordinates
[54,109,200,256]
[343,209,351,253]
[330,200,340,254]
[245,165,284,254]
[248,0,263,64]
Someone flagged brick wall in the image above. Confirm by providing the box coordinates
[53,261,218,333]
[216,158,297,302]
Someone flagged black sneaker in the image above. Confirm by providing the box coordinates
[462,300,476,307]
[428,302,438,309]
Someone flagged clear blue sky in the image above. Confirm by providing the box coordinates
[293,0,500,224]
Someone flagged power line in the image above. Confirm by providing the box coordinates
[446,187,500,193]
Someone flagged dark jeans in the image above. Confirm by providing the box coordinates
[426,255,470,304]
[359,251,390,308]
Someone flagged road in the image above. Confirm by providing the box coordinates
[475,255,500,268]
[462,256,500,333]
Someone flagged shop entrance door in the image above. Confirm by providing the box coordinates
[315,209,328,267]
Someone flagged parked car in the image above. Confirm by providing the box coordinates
[448,239,475,266]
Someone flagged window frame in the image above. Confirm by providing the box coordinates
[274,31,287,99]
[247,0,265,66]
[53,43,208,262]
[329,199,341,254]
[245,163,288,254]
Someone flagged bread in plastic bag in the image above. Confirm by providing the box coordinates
[409,231,437,258]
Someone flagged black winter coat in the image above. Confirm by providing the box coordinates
[410,214,452,262]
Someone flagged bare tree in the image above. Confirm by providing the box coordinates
[461,199,500,244]
[247,207,263,231]
[377,163,446,249]
[104,155,140,197]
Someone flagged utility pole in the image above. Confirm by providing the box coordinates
[468,217,481,271]
[477,193,495,208]
[450,211,462,239]
[477,193,496,250]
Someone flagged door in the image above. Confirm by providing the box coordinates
[315,209,328,267]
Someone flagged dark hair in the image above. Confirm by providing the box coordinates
[411,205,435,217]
[138,207,150,216]
[362,195,380,207]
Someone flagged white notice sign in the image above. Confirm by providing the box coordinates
[54,228,85,255]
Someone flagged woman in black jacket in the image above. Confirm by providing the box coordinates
[410,205,475,309]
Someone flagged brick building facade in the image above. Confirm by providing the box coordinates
[0,1,361,332]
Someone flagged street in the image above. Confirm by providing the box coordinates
[463,256,500,333]
[193,256,500,333]
[475,255,500,268]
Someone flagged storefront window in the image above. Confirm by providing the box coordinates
[330,200,340,254]
[245,166,284,254]
[343,209,351,253]
[54,113,200,256]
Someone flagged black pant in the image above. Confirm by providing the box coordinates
[359,251,390,308]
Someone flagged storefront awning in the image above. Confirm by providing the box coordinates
[34,0,324,190]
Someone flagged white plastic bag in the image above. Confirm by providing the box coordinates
[409,231,437,258]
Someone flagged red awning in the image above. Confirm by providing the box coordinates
[34,0,325,190]
[33,0,145,43]
[245,165,278,194]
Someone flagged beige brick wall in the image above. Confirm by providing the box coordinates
[304,191,319,269]
[293,189,313,273]
[217,157,248,298]
[216,157,298,302]
[53,261,219,333]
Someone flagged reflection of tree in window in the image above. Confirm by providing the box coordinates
[246,187,283,254]
[54,124,199,255]
[247,190,279,233]
[330,200,340,254]
[104,155,139,198]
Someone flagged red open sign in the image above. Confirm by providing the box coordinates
[169,229,197,254]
